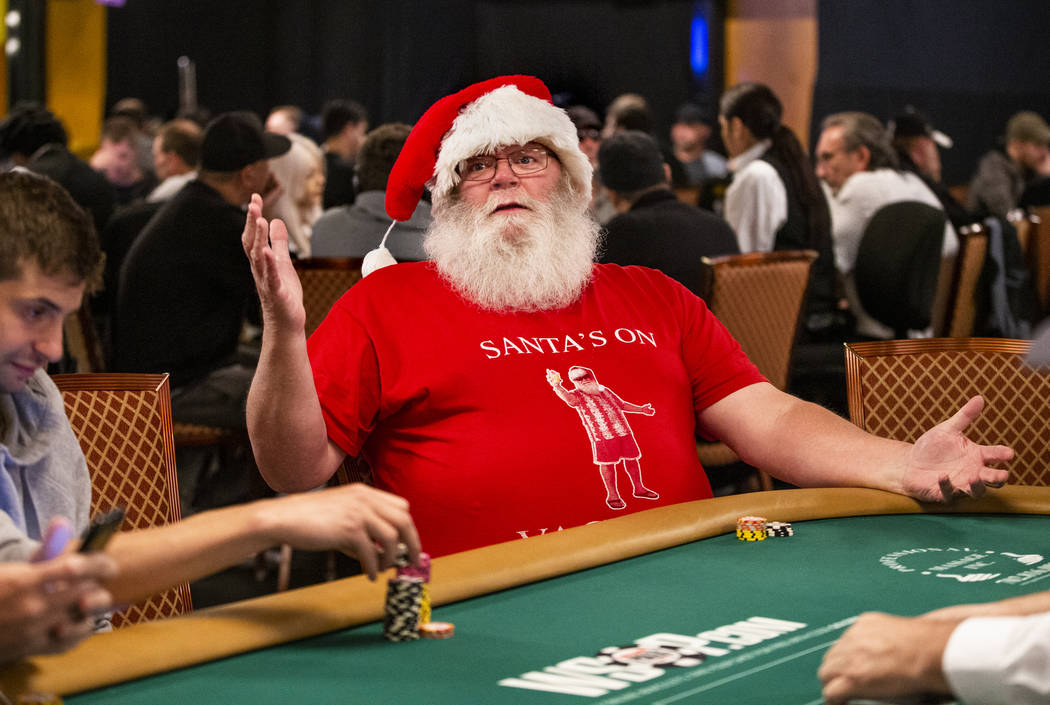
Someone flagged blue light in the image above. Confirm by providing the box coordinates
[691,13,709,76]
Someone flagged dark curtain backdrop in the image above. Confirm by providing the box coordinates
[814,0,1050,185]
[106,0,721,137]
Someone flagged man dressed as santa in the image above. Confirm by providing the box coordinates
[242,75,1010,558]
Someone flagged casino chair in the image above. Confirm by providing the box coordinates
[939,223,989,338]
[293,256,365,337]
[52,372,193,626]
[852,201,948,338]
[844,338,1050,487]
[696,249,818,492]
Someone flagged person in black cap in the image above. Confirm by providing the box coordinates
[113,111,290,510]
[598,130,738,297]
[889,109,973,229]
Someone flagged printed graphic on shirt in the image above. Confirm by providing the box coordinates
[546,366,659,511]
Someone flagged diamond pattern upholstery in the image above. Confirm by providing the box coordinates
[52,373,192,626]
[697,250,817,490]
[294,257,364,337]
[844,338,1050,486]
[942,224,988,338]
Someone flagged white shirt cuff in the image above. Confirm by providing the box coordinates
[943,613,1050,705]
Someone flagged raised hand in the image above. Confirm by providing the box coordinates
[900,396,1012,503]
[241,193,306,333]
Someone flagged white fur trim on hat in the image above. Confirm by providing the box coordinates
[431,85,592,204]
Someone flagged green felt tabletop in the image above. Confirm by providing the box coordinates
[68,513,1050,705]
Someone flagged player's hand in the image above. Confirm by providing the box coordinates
[545,369,561,386]
[261,484,422,581]
[642,403,655,416]
[900,396,1012,503]
[0,553,116,664]
[242,193,306,333]
[818,612,955,705]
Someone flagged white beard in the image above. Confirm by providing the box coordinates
[424,187,602,312]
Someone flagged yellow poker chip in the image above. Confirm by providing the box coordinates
[16,695,63,705]
[419,584,432,625]
[419,621,455,639]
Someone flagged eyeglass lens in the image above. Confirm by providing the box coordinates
[459,147,549,181]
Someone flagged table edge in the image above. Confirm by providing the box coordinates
[4,485,1048,697]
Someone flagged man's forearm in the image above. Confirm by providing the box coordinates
[704,384,909,493]
[247,333,336,492]
[103,502,277,605]
[745,396,908,492]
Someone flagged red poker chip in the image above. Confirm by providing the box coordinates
[419,621,455,639]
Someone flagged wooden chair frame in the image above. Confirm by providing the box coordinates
[52,373,192,625]
[939,223,989,338]
[1026,206,1050,315]
[844,338,1050,487]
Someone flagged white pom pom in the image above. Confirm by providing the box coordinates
[362,246,398,277]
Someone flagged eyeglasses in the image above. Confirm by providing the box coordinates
[457,145,552,182]
[577,128,600,142]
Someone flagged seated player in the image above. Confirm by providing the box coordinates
[820,590,1050,704]
[0,169,421,659]
[243,75,1012,558]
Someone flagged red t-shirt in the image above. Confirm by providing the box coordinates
[309,262,765,556]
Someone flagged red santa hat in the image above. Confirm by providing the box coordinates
[385,75,593,221]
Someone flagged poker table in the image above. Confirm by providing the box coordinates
[4,486,1050,704]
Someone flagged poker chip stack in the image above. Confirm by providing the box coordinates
[765,521,794,538]
[383,575,424,641]
[736,515,767,541]
[383,551,430,642]
[383,550,456,641]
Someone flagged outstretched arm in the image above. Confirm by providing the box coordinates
[242,194,345,491]
[620,401,655,416]
[698,382,1011,502]
[923,590,1050,622]
[820,598,1050,705]
[818,612,956,704]
[103,482,422,604]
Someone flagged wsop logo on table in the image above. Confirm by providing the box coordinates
[880,546,1049,586]
[498,616,806,697]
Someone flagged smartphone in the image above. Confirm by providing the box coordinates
[78,507,126,553]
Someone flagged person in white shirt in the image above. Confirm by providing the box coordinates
[815,111,958,338]
[820,590,1050,705]
[719,82,837,333]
